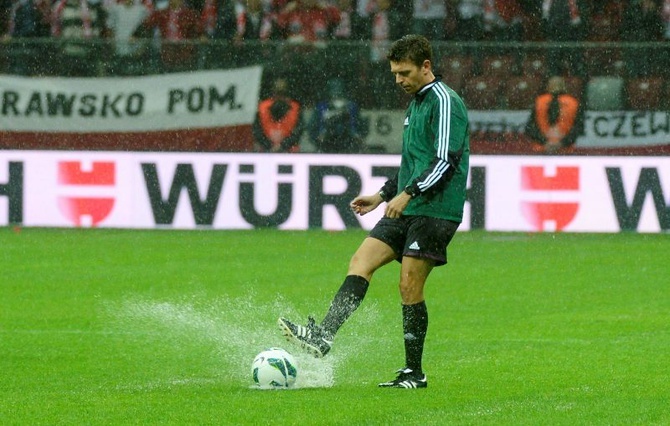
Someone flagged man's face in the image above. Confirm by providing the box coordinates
[389,60,430,95]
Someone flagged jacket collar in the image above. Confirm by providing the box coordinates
[415,75,442,101]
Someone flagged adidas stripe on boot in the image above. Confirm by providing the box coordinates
[277,316,333,358]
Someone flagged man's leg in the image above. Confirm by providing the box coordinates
[320,237,397,336]
[278,237,396,357]
[399,256,434,375]
[378,256,433,388]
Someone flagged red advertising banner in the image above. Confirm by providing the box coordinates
[1,152,668,233]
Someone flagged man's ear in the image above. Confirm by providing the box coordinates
[422,59,432,74]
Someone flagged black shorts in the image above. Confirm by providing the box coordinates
[368,215,460,266]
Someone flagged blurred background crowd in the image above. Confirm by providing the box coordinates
[2,0,670,112]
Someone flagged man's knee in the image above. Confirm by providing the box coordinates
[398,279,425,304]
[347,238,395,278]
[399,257,433,303]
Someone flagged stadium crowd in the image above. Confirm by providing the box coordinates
[3,1,669,48]
[1,0,670,110]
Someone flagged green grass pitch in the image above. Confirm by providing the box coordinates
[1,228,668,425]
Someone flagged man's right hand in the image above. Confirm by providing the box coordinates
[350,193,383,216]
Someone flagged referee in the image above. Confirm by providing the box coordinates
[279,34,470,389]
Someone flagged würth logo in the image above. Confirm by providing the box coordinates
[520,166,579,232]
[57,161,115,226]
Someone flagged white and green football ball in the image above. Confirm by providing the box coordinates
[251,347,298,389]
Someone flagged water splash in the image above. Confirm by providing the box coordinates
[105,293,380,390]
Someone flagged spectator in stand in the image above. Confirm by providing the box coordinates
[309,78,364,153]
[454,0,485,41]
[366,0,402,108]
[1,0,11,33]
[483,0,525,41]
[620,0,664,77]
[275,0,341,106]
[541,0,587,77]
[270,0,289,13]
[253,77,305,153]
[200,0,236,68]
[663,0,670,73]
[358,0,406,42]
[412,0,447,41]
[201,0,235,40]
[234,0,280,42]
[2,0,51,75]
[105,0,151,75]
[518,1,545,41]
[276,0,340,43]
[332,0,365,40]
[368,0,393,62]
[525,76,584,155]
[328,0,368,104]
[51,0,108,76]
[231,0,281,66]
[355,0,373,19]
[136,0,202,73]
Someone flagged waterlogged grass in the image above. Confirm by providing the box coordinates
[1,228,668,425]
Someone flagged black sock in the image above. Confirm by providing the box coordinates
[320,275,370,337]
[403,301,428,375]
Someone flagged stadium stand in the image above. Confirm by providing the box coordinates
[583,47,626,77]
[463,75,503,110]
[479,54,516,79]
[504,75,543,110]
[439,54,474,94]
[586,76,625,111]
[563,76,585,100]
[625,77,664,111]
[520,55,548,79]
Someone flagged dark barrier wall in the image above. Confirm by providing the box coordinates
[1,41,669,155]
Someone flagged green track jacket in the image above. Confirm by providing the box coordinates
[381,78,470,222]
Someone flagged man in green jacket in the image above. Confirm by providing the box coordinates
[279,34,470,389]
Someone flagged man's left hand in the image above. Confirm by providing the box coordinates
[385,192,412,218]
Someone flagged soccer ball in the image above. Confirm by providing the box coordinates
[251,347,298,389]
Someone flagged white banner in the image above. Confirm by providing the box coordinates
[1,152,669,233]
[470,110,670,148]
[361,110,670,151]
[0,67,262,132]
[580,111,670,147]
[477,156,669,232]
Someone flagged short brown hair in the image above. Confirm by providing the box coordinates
[386,34,433,67]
